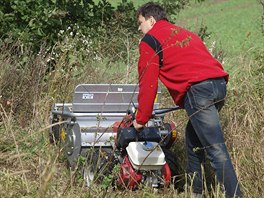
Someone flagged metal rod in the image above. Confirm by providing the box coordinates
[51,110,127,117]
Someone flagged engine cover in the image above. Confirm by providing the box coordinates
[126,142,165,170]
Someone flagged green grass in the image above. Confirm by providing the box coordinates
[0,0,263,197]
[108,0,263,58]
[176,0,264,57]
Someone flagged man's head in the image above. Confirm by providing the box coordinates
[137,2,168,35]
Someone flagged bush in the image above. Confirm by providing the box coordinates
[0,0,136,52]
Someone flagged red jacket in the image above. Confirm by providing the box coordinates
[136,20,228,125]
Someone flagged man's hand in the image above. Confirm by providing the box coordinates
[133,120,144,132]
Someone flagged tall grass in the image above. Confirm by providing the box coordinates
[0,38,263,197]
[0,1,263,197]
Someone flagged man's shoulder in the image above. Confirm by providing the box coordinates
[150,20,176,32]
[141,34,163,66]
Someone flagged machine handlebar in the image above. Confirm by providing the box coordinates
[152,106,181,115]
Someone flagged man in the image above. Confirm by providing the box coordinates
[133,2,242,198]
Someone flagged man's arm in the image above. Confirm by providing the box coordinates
[135,41,160,128]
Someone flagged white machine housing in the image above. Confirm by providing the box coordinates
[126,142,166,170]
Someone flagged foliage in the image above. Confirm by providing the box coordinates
[161,0,190,22]
[0,0,263,197]
[1,43,263,197]
[0,0,137,52]
[0,0,196,52]
[0,0,194,105]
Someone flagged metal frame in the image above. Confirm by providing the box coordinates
[51,84,161,147]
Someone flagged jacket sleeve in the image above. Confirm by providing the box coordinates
[136,41,160,125]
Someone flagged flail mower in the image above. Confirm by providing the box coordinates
[49,84,181,189]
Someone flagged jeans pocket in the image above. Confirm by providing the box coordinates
[190,81,215,108]
[217,80,227,100]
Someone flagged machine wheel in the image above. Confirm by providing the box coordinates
[82,148,115,187]
[163,149,184,190]
[64,123,81,169]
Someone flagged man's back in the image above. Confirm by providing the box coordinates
[139,19,228,106]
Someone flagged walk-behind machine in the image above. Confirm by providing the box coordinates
[49,84,181,189]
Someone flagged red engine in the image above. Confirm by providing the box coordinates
[117,155,172,189]
[117,155,142,189]
[162,162,171,187]
[113,111,177,189]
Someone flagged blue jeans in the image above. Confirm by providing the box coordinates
[184,78,242,197]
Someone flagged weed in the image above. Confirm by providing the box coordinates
[0,0,263,197]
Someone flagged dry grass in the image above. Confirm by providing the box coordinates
[0,40,263,198]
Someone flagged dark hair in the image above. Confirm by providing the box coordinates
[136,2,168,21]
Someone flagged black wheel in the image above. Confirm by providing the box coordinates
[82,148,116,187]
[163,149,184,191]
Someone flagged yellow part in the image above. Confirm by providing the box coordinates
[60,128,66,141]
[172,129,177,139]
[154,93,158,103]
